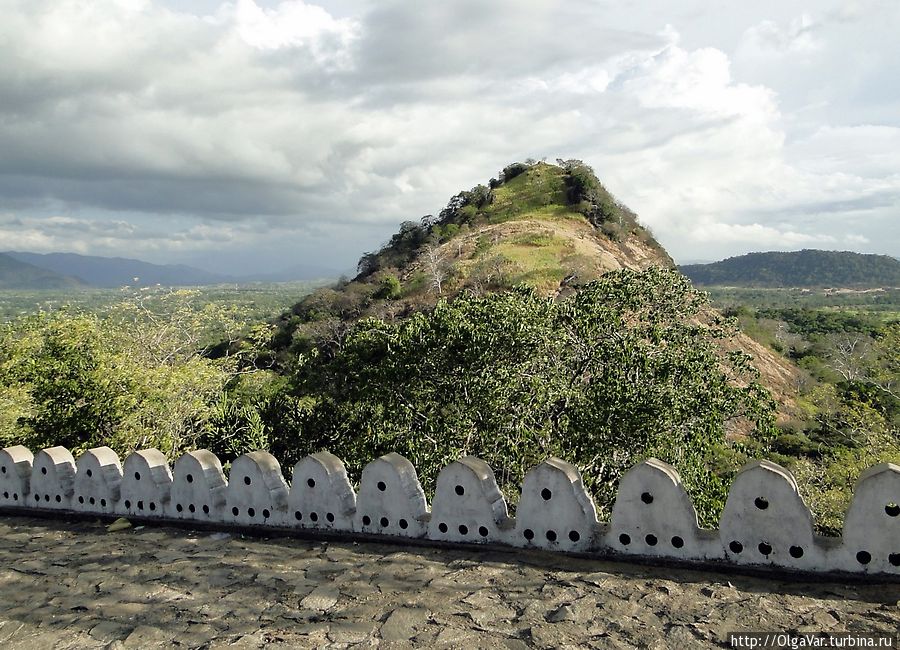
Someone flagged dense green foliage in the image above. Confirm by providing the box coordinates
[278,268,775,525]
[681,250,900,288]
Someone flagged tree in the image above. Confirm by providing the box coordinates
[421,244,448,295]
[290,268,775,525]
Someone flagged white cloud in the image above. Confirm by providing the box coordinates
[0,0,897,272]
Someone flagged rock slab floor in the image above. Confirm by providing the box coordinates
[0,516,898,649]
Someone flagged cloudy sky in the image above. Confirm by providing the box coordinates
[1,0,898,274]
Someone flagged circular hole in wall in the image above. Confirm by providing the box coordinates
[439,522,448,533]
[546,530,558,542]
[362,515,371,526]
[137,501,144,511]
[176,504,183,513]
[34,494,40,502]
[78,496,85,504]
[640,492,654,504]
[380,516,389,527]
[248,507,256,517]
[377,481,386,492]
[243,476,251,486]
[202,505,209,515]
[310,512,319,522]
[55,494,61,503]
[729,541,743,554]
[232,507,239,517]
[86,469,92,478]
[2,492,8,499]
[307,478,315,488]
[134,472,141,481]
[399,519,409,529]
[459,525,469,536]
[454,485,465,496]
[754,497,769,510]
[44,494,50,502]
[540,488,552,501]
[100,498,106,507]
[619,533,631,546]
[189,504,196,513]
[295,511,302,521]
[125,500,132,509]
[645,534,658,546]
[149,502,156,511]
[263,509,270,519]
[889,553,900,567]
[789,546,804,559]
[186,474,193,483]
[479,526,489,537]
[524,529,535,541]
[12,493,17,501]
[326,512,334,523]
[758,542,772,556]
[569,530,581,543]
[671,536,684,549]
[857,550,872,565]
[0,466,5,474]
[41,467,47,475]
[89,497,96,506]
[885,502,900,517]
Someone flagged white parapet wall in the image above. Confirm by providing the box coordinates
[2,444,900,579]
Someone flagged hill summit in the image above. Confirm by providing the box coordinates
[278,160,671,336]
[680,250,900,288]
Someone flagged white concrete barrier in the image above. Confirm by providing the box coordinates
[513,458,598,552]
[226,451,288,526]
[288,451,356,531]
[4,442,900,578]
[719,460,824,571]
[119,449,172,518]
[29,447,76,510]
[839,463,900,574]
[608,459,723,561]
[428,456,512,544]
[73,447,122,515]
[169,450,227,522]
[0,445,33,507]
[355,453,429,538]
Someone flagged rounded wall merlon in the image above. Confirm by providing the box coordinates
[0,445,33,507]
[514,457,598,552]
[72,447,122,514]
[428,456,512,544]
[288,451,356,531]
[608,458,720,561]
[226,451,289,526]
[119,449,173,518]
[169,449,227,521]
[839,463,900,574]
[355,453,429,538]
[719,460,822,571]
[29,446,76,509]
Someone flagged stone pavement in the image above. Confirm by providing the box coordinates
[0,516,898,649]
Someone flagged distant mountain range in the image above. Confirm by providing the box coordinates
[0,252,339,290]
[680,250,900,288]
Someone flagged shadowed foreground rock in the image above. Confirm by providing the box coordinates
[0,516,898,649]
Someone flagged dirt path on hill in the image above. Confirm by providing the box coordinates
[0,516,897,649]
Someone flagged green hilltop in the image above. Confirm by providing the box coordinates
[680,250,900,288]
[274,160,671,348]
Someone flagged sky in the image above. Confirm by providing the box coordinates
[0,0,898,274]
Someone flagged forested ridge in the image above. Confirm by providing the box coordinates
[681,250,900,288]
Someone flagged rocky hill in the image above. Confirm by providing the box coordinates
[680,250,900,288]
[273,160,800,424]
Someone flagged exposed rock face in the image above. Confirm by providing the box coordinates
[0,516,897,648]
